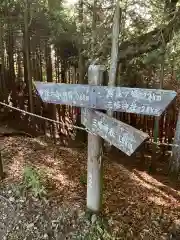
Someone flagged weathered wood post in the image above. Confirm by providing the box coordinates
[86,65,105,212]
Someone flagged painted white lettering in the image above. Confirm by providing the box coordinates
[156,95,162,101]
[106,88,115,98]
[106,101,114,109]
[128,101,137,112]
[121,101,129,111]
[114,101,121,109]
[109,128,115,138]
[92,118,98,131]
[97,120,109,136]
[88,173,93,189]
[116,89,123,98]
[43,89,50,101]
[67,91,73,101]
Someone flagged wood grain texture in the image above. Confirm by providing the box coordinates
[86,65,105,212]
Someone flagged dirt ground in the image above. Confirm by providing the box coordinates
[0,135,180,239]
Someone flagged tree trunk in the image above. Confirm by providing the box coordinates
[78,0,85,85]
[152,2,168,172]
[75,0,86,142]
[7,27,16,106]
[93,5,180,64]
[24,0,34,113]
[45,43,58,142]
[169,111,180,178]
[106,1,121,150]
[0,19,6,102]
[91,0,98,53]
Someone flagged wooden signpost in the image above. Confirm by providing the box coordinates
[81,108,149,156]
[35,64,177,213]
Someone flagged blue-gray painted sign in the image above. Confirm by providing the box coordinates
[81,108,149,156]
[35,82,176,116]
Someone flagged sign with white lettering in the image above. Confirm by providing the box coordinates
[81,108,149,156]
[35,82,176,116]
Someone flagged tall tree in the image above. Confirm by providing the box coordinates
[24,0,34,113]
[106,0,121,149]
[78,0,85,84]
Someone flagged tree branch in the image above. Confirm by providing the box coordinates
[117,6,180,62]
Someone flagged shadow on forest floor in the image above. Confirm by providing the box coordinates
[1,135,180,239]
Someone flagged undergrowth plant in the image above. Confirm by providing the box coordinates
[22,166,47,198]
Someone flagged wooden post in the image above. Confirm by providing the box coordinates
[86,65,105,213]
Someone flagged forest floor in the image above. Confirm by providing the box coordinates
[0,134,180,239]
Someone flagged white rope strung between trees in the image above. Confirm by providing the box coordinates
[0,101,178,146]
[0,101,90,132]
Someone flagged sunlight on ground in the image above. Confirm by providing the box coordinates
[132,170,180,206]
[2,136,180,238]
[9,152,25,180]
[32,138,48,147]
[148,196,170,206]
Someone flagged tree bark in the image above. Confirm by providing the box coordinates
[106,1,121,150]
[75,0,86,142]
[91,0,98,54]
[0,19,6,102]
[86,65,105,213]
[45,43,58,142]
[24,0,34,113]
[93,6,180,63]
[78,0,85,84]
[169,111,180,178]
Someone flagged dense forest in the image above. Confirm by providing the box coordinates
[0,0,179,137]
[0,0,180,239]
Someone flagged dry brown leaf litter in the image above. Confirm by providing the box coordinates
[0,136,180,239]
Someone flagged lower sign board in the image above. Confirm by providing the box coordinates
[35,82,177,117]
[81,108,149,156]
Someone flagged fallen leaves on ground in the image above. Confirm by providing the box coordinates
[0,135,180,239]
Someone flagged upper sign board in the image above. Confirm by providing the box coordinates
[35,82,177,116]
[81,108,149,156]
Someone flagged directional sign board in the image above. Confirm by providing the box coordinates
[35,82,177,117]
[81,108,149,156]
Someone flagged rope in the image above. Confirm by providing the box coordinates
[0,101,95,134]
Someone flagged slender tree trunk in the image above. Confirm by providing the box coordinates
[45,43,58,142]
[24,0,34,113]
[7,27,16,106]
[169,50,180,177]
[91,0,98,52]
[78,0,85,85]
[75,0,86,142]
[0,19,6,102]
[106,1,121,150]
[170,111,180,178]
[150,49,165,172]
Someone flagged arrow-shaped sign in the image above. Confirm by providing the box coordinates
[81,108,149,156]
[35,82,176,117]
